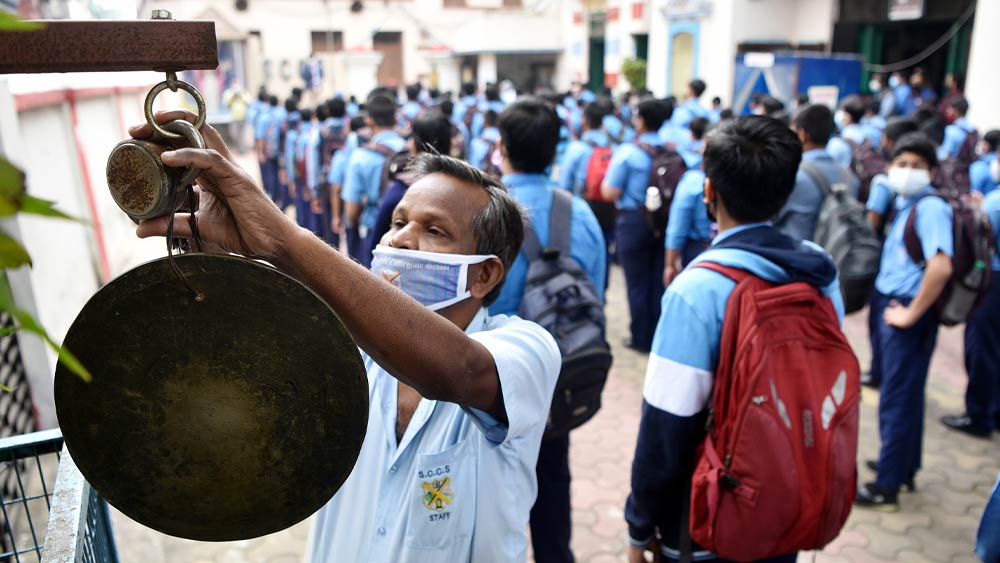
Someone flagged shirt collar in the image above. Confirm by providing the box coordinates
[802,148,830,161]
[713,222,772,245]
[895,185,937,210]
[638,131,661,145]
[372,130,400,143]
[501,173,550,190]
[582,129,609,144]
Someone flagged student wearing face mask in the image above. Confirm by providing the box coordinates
[870,74,897,120]
[856,133,953,511]
[969,130,1000,196]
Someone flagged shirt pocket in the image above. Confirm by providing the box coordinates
[402,438,477,555]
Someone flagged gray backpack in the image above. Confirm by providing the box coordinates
[804,162,882,315]
[519,189,612,439]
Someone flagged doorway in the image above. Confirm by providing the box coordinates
[373,32,403,88]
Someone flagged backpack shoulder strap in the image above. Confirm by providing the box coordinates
[368,142,397,158]
[692,261,751,283]
[800,161,833,197]
[549,187,573,256]
[902,194,938,267]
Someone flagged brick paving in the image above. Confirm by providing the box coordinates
[108,155,999,562]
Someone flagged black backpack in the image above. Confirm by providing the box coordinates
[519,189,612,439]
[802,162,882,314]
[637,142,687,238]
[939,129,980,194]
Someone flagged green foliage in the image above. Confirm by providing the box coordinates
[0,10,43,32]
[622,58,648,92]
[0,156,91,382]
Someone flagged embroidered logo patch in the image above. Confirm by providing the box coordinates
[421,477,453,512]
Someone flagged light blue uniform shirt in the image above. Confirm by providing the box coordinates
[305,308,560,563]
[670,99,710,129]
[327,132,359,186]
[658,122,692,150]
[874,187,954,298]
[402,101,422,121]
[982,190,1000,271]
[603,115,634,144]
[939,117,976,160]
[866,174,894,216]
[971,153,999,195]
[472,101,506,139]
[775,149,860,242]
[301,122,322,189]
[247,100,266,136]
[468,127,500,171]
[343,131,407,230]
[679,140,703,169]
[665,170,711,251]
[254,105,274,140]
[489,173,607,316]
[643,223,843,418]
[284,126,300,180]
[827,135,854,169]
[605,132,663,211]
[558,130,611,196]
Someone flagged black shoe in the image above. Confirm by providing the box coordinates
[855,482,899,511]
[941,414,992,438]
[864,460,916,492]
[860,371,880,388]
[622,338,649,353]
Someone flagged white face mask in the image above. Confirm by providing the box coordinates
[991,159,1000,184]
[869,79,882,93]
[834,110,847,129]
[370,246,497,312]
[887,167,931,196]
[889,75,902,89]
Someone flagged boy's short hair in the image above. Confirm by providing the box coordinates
[792,104,836,145]
[406,83,421,101]
[891,132,939,169]
[440,99,455,117]
[462,82,476,97]
[328,98,347,118]
[637,99,672,132]
[703,115,803,223]
[689,79,706,98]
[411,112,452,156]
[367,95,397,127]
[948,96,969,116]
[498,98,561,173]
[689,117,710,141]
[884,117,919,143]
[583,102,606,130]
[983,130,1000,153]
[839,95,865,123]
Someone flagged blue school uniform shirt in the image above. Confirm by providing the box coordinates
[875,186,954,298]
[558,129,611,196]
[827,135,854,169]
[938,117,976,160]
[401,101,422,121]
[625,223,843,557]
[342,131,407,230]
[301,122,322,189]
[284,126,300,180]
[605,132,663,211]
[467,127,500,171]
[982,190,1000,271]
[603,114,633,144]
[895,84,917,116]
[253,105,273,141]
[247,100,266,135]
[472,100,506,139]
[775,148,860,241]
[658,122,692,150]
[866,174,894,216]
[665,170,711,252]
[327,132,359,186]
[971,153,999,195]
[679,140,703,169]
[489,173,607,317]
[305,308,560,563]
[670,98,710,129]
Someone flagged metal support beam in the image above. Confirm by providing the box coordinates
[0,20,218,75]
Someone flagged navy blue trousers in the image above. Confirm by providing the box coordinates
[529,433,574,563]
[260,158,280,204]
[875,292,939,491]
[615,211,665,351]
[867,289,886,385]
[964,273,1000,431]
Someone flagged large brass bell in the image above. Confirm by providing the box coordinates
[57,74,369,542]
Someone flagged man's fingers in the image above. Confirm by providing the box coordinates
[127,110,233,160]
[136,214,194,239]
[161,149,246,194]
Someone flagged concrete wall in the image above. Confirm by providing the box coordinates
[964,0,1000,131]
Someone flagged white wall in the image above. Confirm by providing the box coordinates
[965,0,1000,131]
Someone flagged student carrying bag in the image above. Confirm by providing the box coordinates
[519,189,613,438]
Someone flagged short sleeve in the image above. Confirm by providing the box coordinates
[604,146,631,190]
[665,173,700,250]
[465,317,561,445]
[916,197,954,259]
[328,150,348,185]
[866,177,893,215]
[341,152,366,203]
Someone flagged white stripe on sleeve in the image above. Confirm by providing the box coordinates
[642,353,713,417]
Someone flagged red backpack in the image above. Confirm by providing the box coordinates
[583,143,613,202]
[687,262,860,562]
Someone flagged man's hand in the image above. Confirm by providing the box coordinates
[627,541,661,563]
[331,214,342,234]
[663,264,680,288]
[130,110,297,261]
[883,300,917,329]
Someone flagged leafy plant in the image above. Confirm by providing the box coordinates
[622,57,647,92]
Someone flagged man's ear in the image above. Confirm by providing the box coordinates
[703,177,716,205]
[469,257,505,301]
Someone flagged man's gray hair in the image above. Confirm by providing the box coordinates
[406,153,525,306]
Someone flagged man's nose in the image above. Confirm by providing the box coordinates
[386,222,417,250]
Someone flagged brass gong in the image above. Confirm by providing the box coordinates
[54,253,368,541]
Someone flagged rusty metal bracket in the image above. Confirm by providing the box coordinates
[0,19,218,75]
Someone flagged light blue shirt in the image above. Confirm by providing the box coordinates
[982,190,1000,271]
[679,141,703,169]
[775,149,860,242]
[284,126,300,180]
[875,187,954,298]
[468,127,500,171]
[603,115,633,144]
[254,105,275,141]
[643,223,843,418]
[327,132,359,186]
[670,99,710,129]
[558,130,611,196]
[866,174,894,216]
[343,131,407,230]
[472,101,506,139]
[658,122,692,150]
[665,170,711,251]
[490,173,607,316]
[305,308,560,563]
[402,101,422,121]
[971,153,999,196]
[840,124,867,145]
[827,136,854,169]
[939,117,976,160]
[300,122,322,189]
[605,132,663,210]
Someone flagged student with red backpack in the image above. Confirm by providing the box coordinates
[857,133,955,510]
[603,99,684,352]
[626,115,858,563]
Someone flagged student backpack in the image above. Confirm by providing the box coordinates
[902,192,994,326]
[636,142,687,238]
[368,143,412,197]
[519,189,613,439]
[801,162,882,314]
[582,141,616,234]
[939,129,980,194]
[321,122,348,170]
[845,138,886,204]
[687,261,860,562]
